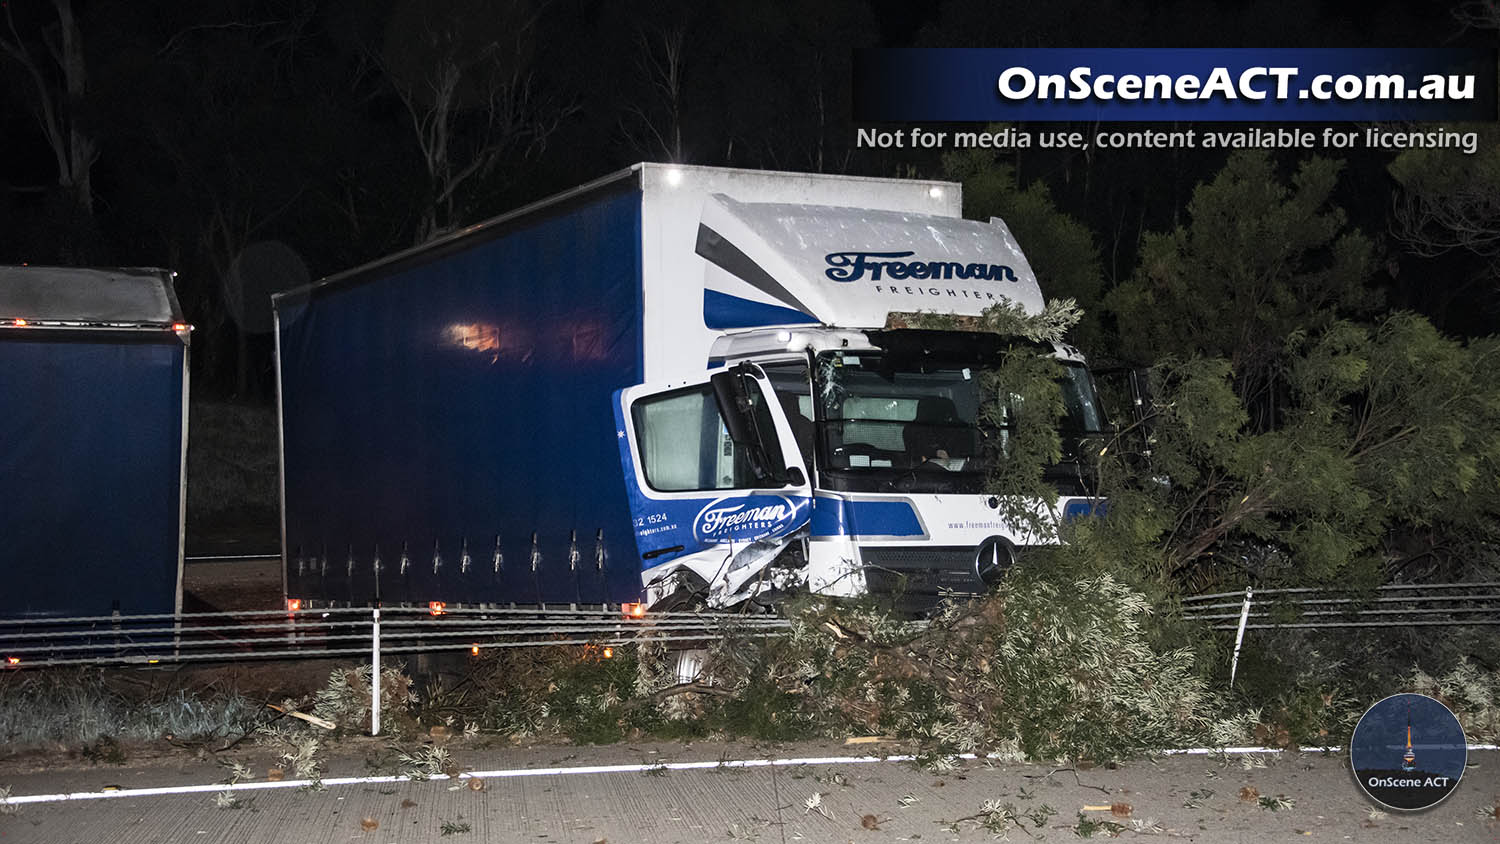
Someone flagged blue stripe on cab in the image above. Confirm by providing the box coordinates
[1062,498,1108,522]
[811,497,924,538]
[703,289,819,330]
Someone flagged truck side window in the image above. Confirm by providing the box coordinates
[632,380,783,491]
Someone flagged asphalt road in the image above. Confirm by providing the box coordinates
[1,740,1496,842]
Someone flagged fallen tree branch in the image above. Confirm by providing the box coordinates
[622,681,732,713]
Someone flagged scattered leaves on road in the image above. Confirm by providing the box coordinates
[1074,812,1125,838]
[1257,794,1294,812]
[815,769,850,787]
[1183,787,1215,808]
[803,791,834,820]
[395,743,451,781]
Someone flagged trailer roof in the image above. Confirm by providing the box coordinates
[274,163,962,305]
[275,166,642,304]
[0,266,184,330]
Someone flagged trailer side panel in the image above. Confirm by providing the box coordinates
[0,333,186,618]
[278,187,644,604]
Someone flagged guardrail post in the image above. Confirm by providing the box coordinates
[371,605,382,737]
[1229,586,1253,687]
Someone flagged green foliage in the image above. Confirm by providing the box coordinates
[924,149,1498,591]
[989,570,1217,760]
[537,653,642,744]
[891,297,1083,345]
[943,139,1105,346]
[0,670,261,749]
[1225,623,1500,746]
[1102,314,1500,589]
[1075,812,1125,837]
[255,723,326,790]
[707,672,818,742]
[898,297,1083,535]
[763,571,1235,763]
[1107,151,1377,424]
[1408,658,1500,742]
[312,664,418,737]
[916,149,1497,590]
[393,743,452,780]
[977,345,1066,535]
[474,646,647,744]
[1389,125,1500,295]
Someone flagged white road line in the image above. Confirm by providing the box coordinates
[3,745,1495,807]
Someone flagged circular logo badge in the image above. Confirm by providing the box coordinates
[1350,693,1466,811]
[973,536,1016,586]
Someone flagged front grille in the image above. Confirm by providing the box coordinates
[860,546,983,605]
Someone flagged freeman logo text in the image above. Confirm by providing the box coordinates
[825,251,1019,284]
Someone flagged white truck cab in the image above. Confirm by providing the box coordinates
[613,186,1106,612]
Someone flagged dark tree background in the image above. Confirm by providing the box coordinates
[1,0,1494,401]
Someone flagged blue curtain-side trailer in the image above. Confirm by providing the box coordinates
[0,266,190,622]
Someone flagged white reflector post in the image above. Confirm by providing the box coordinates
[1230,586,1254,686]
[371,606,382,736]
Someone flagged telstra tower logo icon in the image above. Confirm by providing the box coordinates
[1350,693,1466,811]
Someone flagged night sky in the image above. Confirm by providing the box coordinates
[1,0,1493,396]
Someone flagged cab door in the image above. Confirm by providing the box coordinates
[612,362,812,575]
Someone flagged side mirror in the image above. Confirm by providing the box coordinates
[710,364,777,482]
[710,366,758,448]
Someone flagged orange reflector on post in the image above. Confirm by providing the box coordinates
[470,644,480,656]
[622,602,646,618]
[429,601,447,616]
[287,599,301,612]
[602,647,614,659]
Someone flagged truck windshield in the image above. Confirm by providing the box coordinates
[812,351,1104,494]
